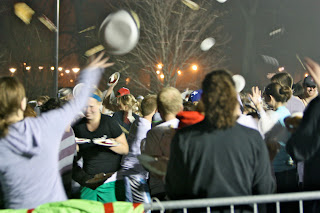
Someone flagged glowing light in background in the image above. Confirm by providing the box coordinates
[9,68,16,73]
[72,68,80,73]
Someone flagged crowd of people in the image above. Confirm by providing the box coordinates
[1,53,320,213]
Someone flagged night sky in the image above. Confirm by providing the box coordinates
[1,0,320,95]
[223,0,320,89]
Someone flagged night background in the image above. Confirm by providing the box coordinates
[0,0,319,99]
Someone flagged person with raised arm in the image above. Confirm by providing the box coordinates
[0,53,112,209]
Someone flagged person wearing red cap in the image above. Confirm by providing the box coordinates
[117,87,130,97]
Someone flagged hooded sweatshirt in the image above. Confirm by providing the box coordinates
[0,66,102,209]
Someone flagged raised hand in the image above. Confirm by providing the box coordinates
[305,57,320,88]
[248,86,262,108]
[87,52,114,69]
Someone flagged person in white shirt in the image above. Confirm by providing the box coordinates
[118,95,157,203]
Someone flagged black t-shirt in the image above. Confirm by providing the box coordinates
[73,114,123,175]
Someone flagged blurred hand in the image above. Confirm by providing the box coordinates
[87,52,114,69]
[248,86,262,108]
[305,57,320,88]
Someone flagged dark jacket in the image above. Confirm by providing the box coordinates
[166,120,275,200]
[286,96,320,190]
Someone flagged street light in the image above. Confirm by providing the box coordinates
[58,67,63,71]
[177,70,182,75]
[65,69,70,74]
[160,74,165,79]
[50,66,55,70]
[26,66,31,71]
[72,68,80,73]
[305,73,309,77]
[39,66,44,70]
[157,64,163,69]
[126,77,130,85]
[192,65,198,71]
[156,70,161,75]
[9,68,16,74]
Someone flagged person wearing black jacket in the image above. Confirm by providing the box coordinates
[286,58,320,212]
[166,70,275,213]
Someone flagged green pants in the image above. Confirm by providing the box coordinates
[80,180,125,203]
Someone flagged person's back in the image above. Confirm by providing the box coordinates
[119,95,157,203]
[120,95,157,175]
[166,70,275,212]
[271,72,305,113]
[0,116,67,208]
[166,121,274,199]
[143,87,183,199]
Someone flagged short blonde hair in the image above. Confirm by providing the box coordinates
[157,87,182,116]
[141,95,157,116]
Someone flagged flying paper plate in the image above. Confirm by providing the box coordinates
[72,83,85,98]
[200,37,216,51]
[232,74,246,93]
[107,72,120,86]
[181,0,200,10]
[99,10,139,55]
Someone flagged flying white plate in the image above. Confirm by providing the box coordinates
[232,74,246,93]
[72,83,85,98]
[200,37,216,51]
[216,0,227,3]
[107,72,120,86]
[99,10,139,55]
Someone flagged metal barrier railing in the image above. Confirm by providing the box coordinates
[144,191,320,213]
